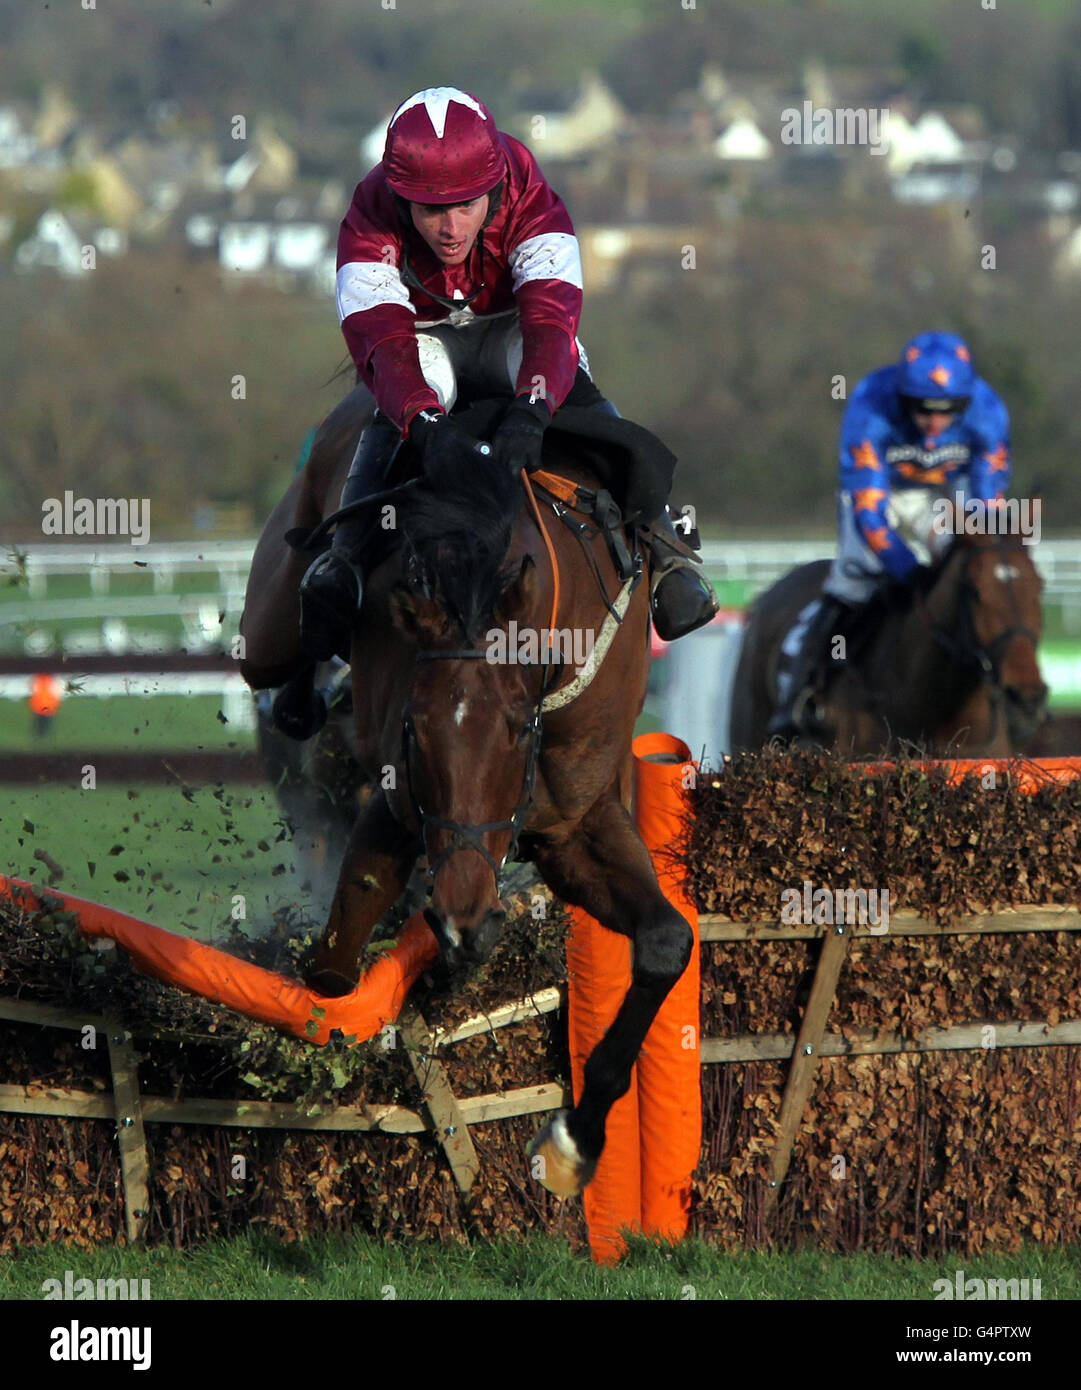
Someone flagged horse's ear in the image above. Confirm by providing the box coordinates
[390,584,446,642]
[496,555,538,624]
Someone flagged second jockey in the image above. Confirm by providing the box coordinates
[300,85,717,661]
[768,330,1012,740]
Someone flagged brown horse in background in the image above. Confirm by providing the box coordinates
[730,526,1048,756]
[239,386,693,1196]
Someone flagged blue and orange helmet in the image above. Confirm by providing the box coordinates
[897,331,975,412]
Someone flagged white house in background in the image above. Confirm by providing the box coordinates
[518,72,625,160]
[219,221,272,273]
[185,212,219,249]
[713,116,772,161]
[885,111,966,174]
[219,126,298,195]
[16,210,126,275]
[887,110,979,204]
[891,165,980,206]
[15,210,87,276]
[94,226,127,257]
[273,222,329,271]
[0,107,37,168]
[223,148,262,193]
[219,219,330,276]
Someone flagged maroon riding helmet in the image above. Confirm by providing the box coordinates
[382,86,507,204]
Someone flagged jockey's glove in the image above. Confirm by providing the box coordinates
[408,408,487,481]
[492,395,552,475]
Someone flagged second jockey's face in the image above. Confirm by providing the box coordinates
[912,408,958,438]
[903,398,967,439]
[410,196,489,265]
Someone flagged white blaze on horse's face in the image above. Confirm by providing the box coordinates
[995,563,1020,582]
[454,699,469,728]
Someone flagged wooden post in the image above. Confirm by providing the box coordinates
[105,1014,149,1245]
[398,1007,479,1192]
[764,924,850,1218]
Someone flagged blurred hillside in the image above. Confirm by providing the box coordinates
[2,0,1081,538]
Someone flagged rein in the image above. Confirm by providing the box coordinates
[521,468,560,645]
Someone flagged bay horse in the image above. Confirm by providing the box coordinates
[239,385,693,1196]
[729,525,1048,756]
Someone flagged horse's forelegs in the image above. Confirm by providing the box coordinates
[530,793,693,1195]
[305,788,419,995]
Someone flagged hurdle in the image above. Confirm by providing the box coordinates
[0,876,437,1046]
[565,732,702,1264]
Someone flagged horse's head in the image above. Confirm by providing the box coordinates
[945,521,1048,747]
[391,526,543,975]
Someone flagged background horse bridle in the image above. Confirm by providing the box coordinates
[915,534,1044,745]
[919,535,1041,689]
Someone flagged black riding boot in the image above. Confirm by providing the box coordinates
[648,509,719,641]
[584,394,718,641]
[767,594,856,741]
[299,413,399,662]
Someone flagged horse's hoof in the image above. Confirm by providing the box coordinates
[304,966,357,998]
[528,1111,596,1197]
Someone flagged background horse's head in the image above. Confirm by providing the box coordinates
[947,524,1048,747]
[389,450,542,973]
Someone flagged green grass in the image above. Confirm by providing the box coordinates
[0,783,316,938]
[0,571,234,605]
[1,1231,1077,1301]
[0,693,254,753]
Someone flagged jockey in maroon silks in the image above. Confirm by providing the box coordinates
[300,85,716,661]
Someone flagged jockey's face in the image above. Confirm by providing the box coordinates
[913,408,956,438]
[410,195,489,265]
[903,397,968,439]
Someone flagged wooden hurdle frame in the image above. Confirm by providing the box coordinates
[3,902,1080,1243]
[1,756,1079,1250]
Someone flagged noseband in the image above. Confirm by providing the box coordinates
[401,648,549,880]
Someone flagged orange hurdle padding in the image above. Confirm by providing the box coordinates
[859,757,1081,793]
[0,875,437,1045]
[566,903,642,1265]
[632,732,702,1244]
[566,731,703,1265]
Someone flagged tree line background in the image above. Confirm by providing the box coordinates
[2,0,1080,539]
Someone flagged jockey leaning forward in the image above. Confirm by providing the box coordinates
[768,330,1012,740]
[299,85,718,662]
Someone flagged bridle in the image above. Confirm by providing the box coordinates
[919,536,1040,689]
[397,464,577,884]
[400,648,550,881]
